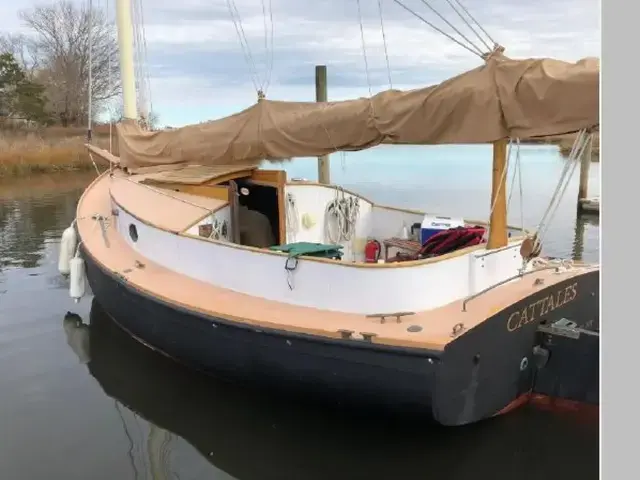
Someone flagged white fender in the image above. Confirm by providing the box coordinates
[58,226,77,275]
[69,256,86,303]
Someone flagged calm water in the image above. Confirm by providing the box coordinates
[0,145,599,480]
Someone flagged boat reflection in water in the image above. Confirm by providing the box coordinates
[63,300,598,480]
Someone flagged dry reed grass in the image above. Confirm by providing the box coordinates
[522,132,600,161]
[0,125,117,178]
[1,124,599,179]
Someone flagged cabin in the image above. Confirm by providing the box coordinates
[107,163,526,315]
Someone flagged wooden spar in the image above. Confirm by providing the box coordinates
[315,65,331,185]
[115,0,137,120]
[487,138,509,249]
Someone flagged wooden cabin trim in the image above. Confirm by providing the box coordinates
[137,182,230,202]
[251,169,287,184]
[248,169,288,244]
[142,168,256,187]
[228,180,241,243]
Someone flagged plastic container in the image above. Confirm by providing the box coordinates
[420,215,465,244]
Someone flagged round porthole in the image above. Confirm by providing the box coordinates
[129,224,138,242]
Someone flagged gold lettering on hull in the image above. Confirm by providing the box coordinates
[506,282,578,332]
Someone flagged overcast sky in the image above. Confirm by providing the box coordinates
[0,0,600,126]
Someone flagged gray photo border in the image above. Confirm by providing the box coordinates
[602,0,633,478]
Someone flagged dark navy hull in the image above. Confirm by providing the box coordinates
[84,302,600,480]
[82,243,600,426]
[82,247,443,417]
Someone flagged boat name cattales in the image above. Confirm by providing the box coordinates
[506,282,578,332]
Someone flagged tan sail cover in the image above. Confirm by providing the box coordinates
[117,54,599,171]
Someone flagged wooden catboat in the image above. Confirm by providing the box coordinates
[60,0,600,426]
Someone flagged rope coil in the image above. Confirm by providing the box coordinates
[285,192,300,243]
[324,189,360,244]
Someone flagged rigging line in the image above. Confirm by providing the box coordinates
[506,138,524,231]
[391,0,483,58]
[540,134,591,242]
[356,0,373,98]
[443,0,492,52]
[416,0,484,56]
[451,0,498,47]
[264,0,274,94]
[536,129,586,232]
[225,0,261,92]
[260,0,269,89]
[225,0,256,88]
[376,0,393,89]
[534,132,589,246]
[488,138,513,223]
[229,0,262,90]
[263,0,276,94]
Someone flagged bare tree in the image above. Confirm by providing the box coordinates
[0,34,41,79]
[19,0,121,126]
[110,102,160,130]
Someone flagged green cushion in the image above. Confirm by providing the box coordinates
[269,242,343,259]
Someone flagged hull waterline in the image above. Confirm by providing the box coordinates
[83,300,599,480]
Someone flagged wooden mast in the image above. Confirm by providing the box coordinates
[487,138,509,249]
[115,0,138,120]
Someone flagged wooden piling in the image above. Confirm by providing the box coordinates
[315,65,330,184]
[577,134,599,215]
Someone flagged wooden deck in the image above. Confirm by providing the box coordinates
[140,164,257,186]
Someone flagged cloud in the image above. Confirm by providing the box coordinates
[0,0,600,126]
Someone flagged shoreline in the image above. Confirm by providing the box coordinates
[522,132,600,161]
[1,127,599,179]
[0,125,115,178]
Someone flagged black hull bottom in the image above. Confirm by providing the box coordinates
[84,302,599,480]
[82,245,600,426]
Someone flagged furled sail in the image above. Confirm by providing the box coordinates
[116,54,599,172]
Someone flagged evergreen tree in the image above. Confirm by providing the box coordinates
[0,52,48,123]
